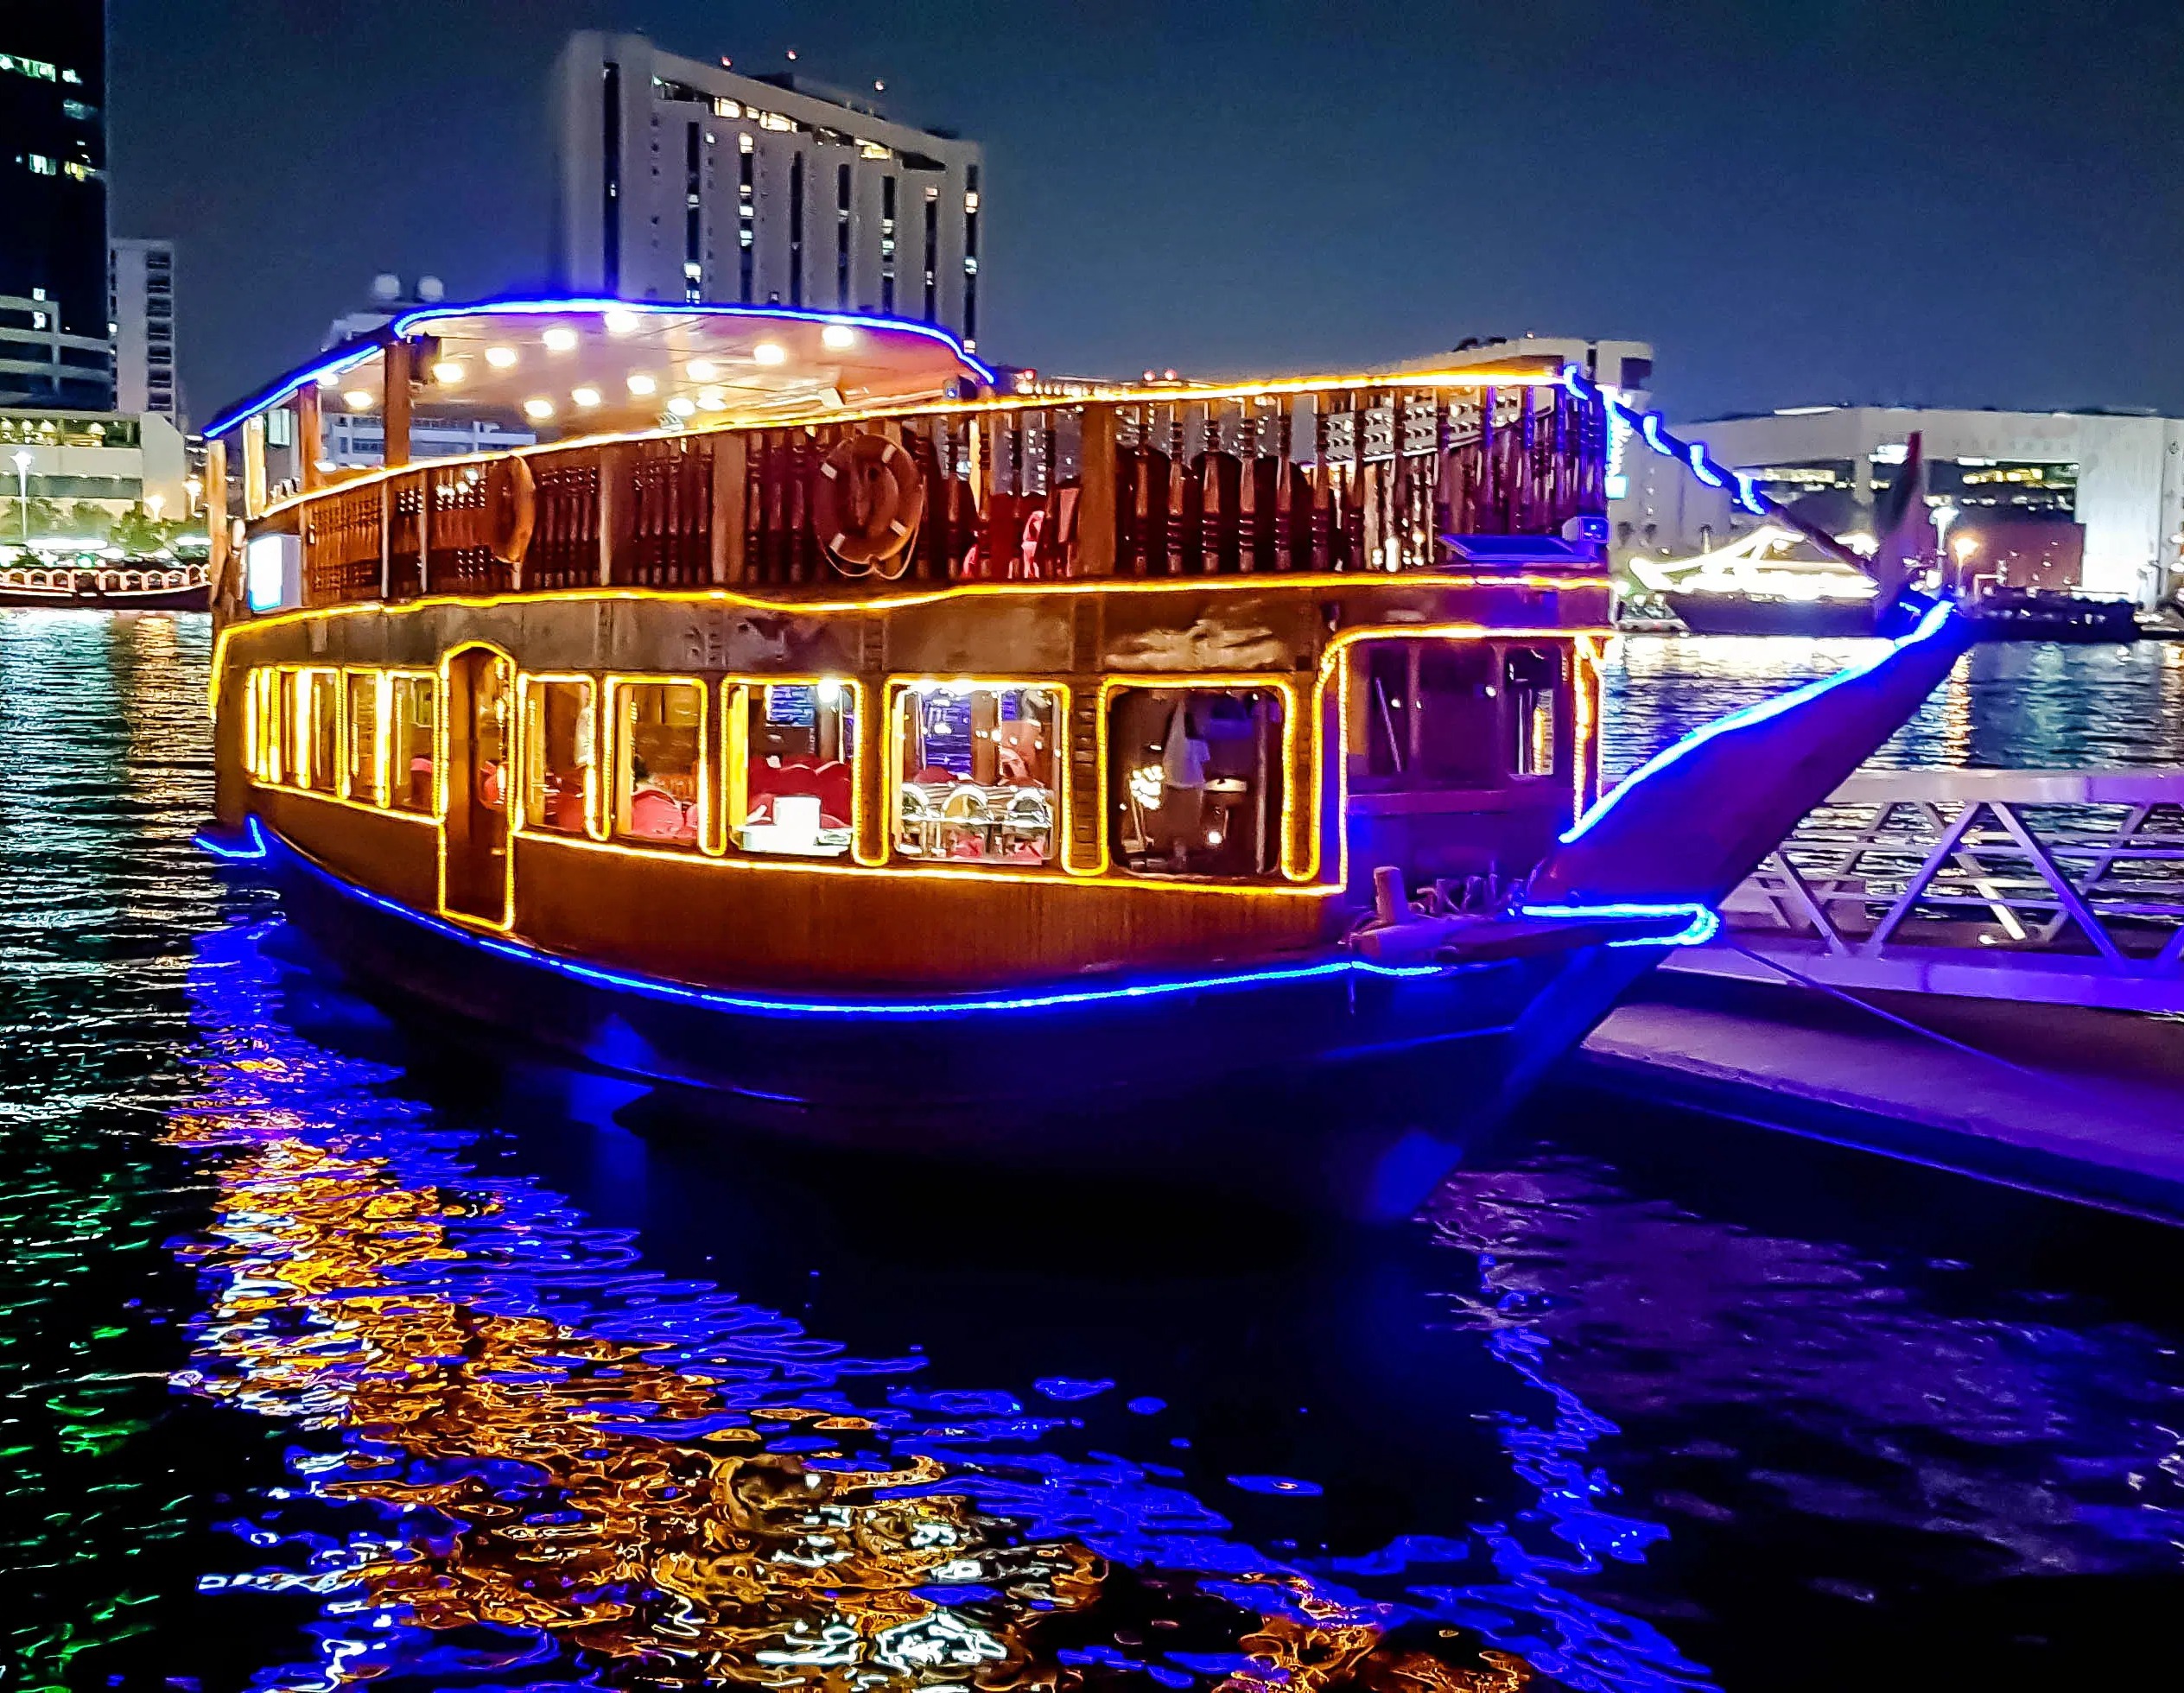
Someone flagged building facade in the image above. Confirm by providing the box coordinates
[0,6,111,409]
[0,408,188,525]
[1622,406,2184,606]
[552,33,985,348]
[110,238,178,422]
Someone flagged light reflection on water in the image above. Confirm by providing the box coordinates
[1603,636,2184,777]
[4,609,2184,1691]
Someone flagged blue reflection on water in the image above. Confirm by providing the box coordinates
[174,914,1712,1690]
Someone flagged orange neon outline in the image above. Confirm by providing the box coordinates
[513,672,603,845]
[435,642,519,933]
[885,677,1071,874]
[1092,674,1307,884]
[603,674,711,860]
[713,674,873,867]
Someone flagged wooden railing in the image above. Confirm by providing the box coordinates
[289,382,1606,609]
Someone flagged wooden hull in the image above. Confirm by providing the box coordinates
[251,827,1660,1221]
[0,586,208,612]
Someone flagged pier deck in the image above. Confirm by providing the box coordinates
[1576,973,2184,1225]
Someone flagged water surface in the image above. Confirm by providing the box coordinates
[2,612,2181,1692]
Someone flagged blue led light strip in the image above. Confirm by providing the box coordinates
[194,816,270,860]
[204,296,994,441]
[1561,365,1768,517]
[1557,599,1959,847]
[1516,901,1721,948]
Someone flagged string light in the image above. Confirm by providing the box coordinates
[543,327,579,352]
[485,346,518,370]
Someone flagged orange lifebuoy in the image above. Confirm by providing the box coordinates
[486,456,536,565]
[812,432,924,575]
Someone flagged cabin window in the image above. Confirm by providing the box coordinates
[726,680,856,858]
[522,677,596,837]
[249,668,286,783]
[387,675,437,815]
[1108,686,1286,878]
[893,682,1059,866]
[613,679,705,849]
[1505,648,1561,777]
[1356,640,1501,789]
[301,671,340,795]
[345,671,380,802]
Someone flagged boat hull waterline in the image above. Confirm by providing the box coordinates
[229,826,1661,1223]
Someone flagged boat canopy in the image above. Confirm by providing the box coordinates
[203,299,995,444]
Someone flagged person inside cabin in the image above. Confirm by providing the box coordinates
[1110,688,1284,878]
[894,684,1057,863]
[524,681,594,834]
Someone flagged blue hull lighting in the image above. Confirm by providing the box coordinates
[194,815,270,861]
[1517,901,1720,948]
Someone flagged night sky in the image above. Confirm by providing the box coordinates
[111,1,2183,428]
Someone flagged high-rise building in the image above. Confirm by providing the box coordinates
[0,6,111,409]
[552,33,986,349]
[110,237,178,422]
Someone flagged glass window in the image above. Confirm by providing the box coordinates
[1505,648,1561,777]
[1108,687,1286,878]
[524,678,596,837]
[345,672,379,802]
[387,675,437,815]
[727,680,855,858]
[1356,641,1500,789]
[613,681,704,848]
[301,672,340,795]
[251,668,287,783]
[893,683,1059,866]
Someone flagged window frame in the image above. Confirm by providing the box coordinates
[295,666,342,796]
[381,668,441,818]
[719,674,867,863]
[340,666,384,806]
[605,675,711,853]
[885,677,1070,872]
[516,672,602,841]
[1098,675,1302,883]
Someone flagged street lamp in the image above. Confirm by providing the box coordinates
[184,475,202,517]
[1929,502,1959,572]
[10,450,29,556]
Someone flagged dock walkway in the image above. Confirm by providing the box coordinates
[1577,972,2184,1225]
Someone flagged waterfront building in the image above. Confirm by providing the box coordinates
[1623,406,2184,605]
[110,238,179,423]
[551,33,985,347]
[0,407,188,527]
[0,4,112,409]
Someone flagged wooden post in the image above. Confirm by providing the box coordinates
[1076,405,1116,577]
[378,479,392,601]
[240,415,268,518]
[596,444,623,586]
[417,465,433,597]
[296,386,323,493]
[854,679,886,866]
[711,432,746,584]
[205,438,231,612]
[383,340,413,471]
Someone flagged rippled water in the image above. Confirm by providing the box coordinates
[1603,635,2184,776]
[3,611,2182,1692]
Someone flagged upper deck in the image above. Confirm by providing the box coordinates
[206,301,1612,619]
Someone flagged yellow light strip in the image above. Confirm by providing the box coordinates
[206,577,1610,719]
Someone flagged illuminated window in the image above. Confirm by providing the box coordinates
[1504,649,1561,778]
[523,677,596,837]
[25,154,55,176]
[724,680,856,858]
[893,683,1059,866]
[1108,687,1286,878]
[250,669,287,783]
[387,675,437,814]
[301,671,340,795]
[613,680,705,848]
[345,671,380,802]
[1355,641,1501,789]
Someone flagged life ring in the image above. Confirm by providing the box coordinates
[486,456,536,564]
[812,432,924,574]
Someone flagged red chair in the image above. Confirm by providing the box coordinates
[626,789,687,841]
